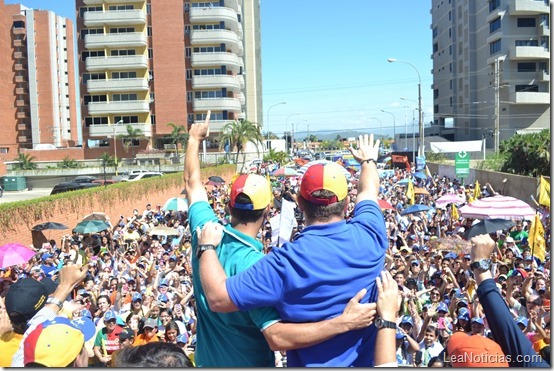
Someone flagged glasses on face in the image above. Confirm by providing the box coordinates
[144,327,156,332]
[432,292,440,296]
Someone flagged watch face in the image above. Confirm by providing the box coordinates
[375,318,383,328]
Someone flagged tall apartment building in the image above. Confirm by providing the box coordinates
[0,1,78,160]
[76,0,260,159]
[430,0,550,150]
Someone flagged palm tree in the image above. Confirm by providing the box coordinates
[166,123,189,153]
[14,153,37,170]
[118,124,145,159]
[218,120,262,171]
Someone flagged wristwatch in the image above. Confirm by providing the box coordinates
[196,244,217,259]
[46,296,64,310]
[375,318,396,329]
[470,259,492,272]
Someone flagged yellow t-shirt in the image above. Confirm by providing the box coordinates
[0,331,23,367]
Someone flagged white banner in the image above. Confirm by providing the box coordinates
[429,140,484,153]
[269,200,298,247]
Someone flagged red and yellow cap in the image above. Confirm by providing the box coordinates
[300,162,348,205]
[229,174,271,211]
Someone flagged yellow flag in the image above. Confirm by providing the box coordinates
[407,178,415,205]
[538,176,550,207]
[529,213,546,262]
[474,180,481,200]
[451,203,459,221]
[466,189,474,203]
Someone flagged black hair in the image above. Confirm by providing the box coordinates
[229,193,266,224]
[112,342,193,367]
[298,191,347,222]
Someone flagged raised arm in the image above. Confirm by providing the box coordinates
[184,111,211,206]
[349,134,380,204]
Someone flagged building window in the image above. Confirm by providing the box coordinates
[432,27,438,38]
[108,5,133,10]
[186,47,192,58]
[489,0,500,12]
[112,71,137,79]
[112,93,138,101]
[114,115,139,124]
[186,70,192,80]
[147,26,152,37]
[517,63,536,72]
[195,91,224,99]
[85,116,108,127]
[517,18,536,27]
[515,84,538,92]
[84,95,107,104]
[123,139,140,147]
[109,27,135,34]
[81,50,105,62]
[433,42,438,53]
[12,20,25,28]
[148,48,153,59]
[449,79,453,89]
[0,148,9,153]
[489,39,501,55]
[433,89,439,99]
[79,6,102,18]
[194,68,224,76]
[146,4,151,14]
[193,45,224,53]
[489,17,501,33]
[151,114,156,125]
[110,49,136,56]
[449,97,453,107]
[82,72,106,84]
[187,92,193,102]
[515,40,538,46]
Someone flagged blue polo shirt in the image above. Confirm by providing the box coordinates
[226,199,388,367]
[189,201,280,367]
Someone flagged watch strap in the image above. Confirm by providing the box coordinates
[196,244,217,259]
[46,296,64,310]
[377,318,396,329]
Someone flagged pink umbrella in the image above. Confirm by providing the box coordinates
[272,167,297,177]
[459,195,535,220]
[435,193,466,207]
[0,242,36,269]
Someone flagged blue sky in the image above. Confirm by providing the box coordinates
[8,0,433,138]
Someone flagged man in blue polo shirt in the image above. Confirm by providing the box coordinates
[197,133,388,366]
[185,113,379,367]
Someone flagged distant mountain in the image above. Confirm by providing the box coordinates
[293,130,387,141]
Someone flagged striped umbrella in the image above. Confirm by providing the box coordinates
[459,195,535,220]
[435,193,466,207]
[271,167,298,177]
[163,197,189,212]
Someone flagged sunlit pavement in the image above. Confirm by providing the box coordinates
[0,188,53,204]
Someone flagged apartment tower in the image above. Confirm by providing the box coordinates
[430,0,550,150]
[0,1,78,160]
[76,0,258,159]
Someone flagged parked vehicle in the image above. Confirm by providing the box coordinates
[50,181,101,195]
[123,172,164,182]
[71,176,99,183]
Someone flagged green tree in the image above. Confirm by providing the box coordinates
[218,120,262,170]
[99,152,116,167]
[13,153,37,170]
[166,122,189,151]
[500,129,550,177]
[263,148,289,164]
[118,124,146,159]
[57,156,79,169]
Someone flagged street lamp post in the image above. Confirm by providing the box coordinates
[113,119,124,176]
[400,98,418,164]
[388,58,424,157]
[381,109,396,145]
[266,101,286,151]
[295,120,308,151]
[286,113,301,154]
[369,117,382,138]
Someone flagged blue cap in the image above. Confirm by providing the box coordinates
[104,310,117,322]
[176,334,189,344]
[437,302,449,313]
[516,317,529,327]
[471,317,484,325]
[396,331,405,340]
[41,253,53,261]
[132,292,142,302]
[159,279,169,287]
[457,299,469,307]
[464,254,471,259]
[411,260,420,266]
[159,293,169,303]
[458,308,470,321]
[116,316,126,327]
[400,315,414,327]
[444,252,458,260]
[77,289,89,296]
[169,255,177,261]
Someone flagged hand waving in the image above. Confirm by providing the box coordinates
[349,133,380,163]
[189,110,211,142]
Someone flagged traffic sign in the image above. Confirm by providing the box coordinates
[455,151,470,179]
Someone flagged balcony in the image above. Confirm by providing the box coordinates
[538,69,550,81]
[539,23,550,36]
[510,91,550,104]
[15,99,27,107]
[83,0,103,4]
[194,119,229,132]
[486,7,505,23]
[509,45,550,60]
[88,100,150,115]
[88,122,152,137]
[238,92,245,106]
[508,0,550,15]
[18,136,29,143]
[486,30,503,44]
[17,123,28,131]
[190,7,240,34]
[13,39,23,47]
[224,0,239,12]
[104,0,141,3]
[85,32,147,49]
[191,52,241,73]
[14,75,26,83]
[15,87,28,95]
[192,97,241,112]
[13,51,27,59]
[237,74,244,89]
[16,111,27,119]
[87,78,148,93]
[12,27,25,35]
[14,64,27,71]
[86,55,148,72]
[84,9,147,27]
[192,75,240,92]
[191,29,240,54]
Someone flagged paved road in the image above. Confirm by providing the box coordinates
[0,188,53,204]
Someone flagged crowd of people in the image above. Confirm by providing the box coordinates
[0,118,550,366]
